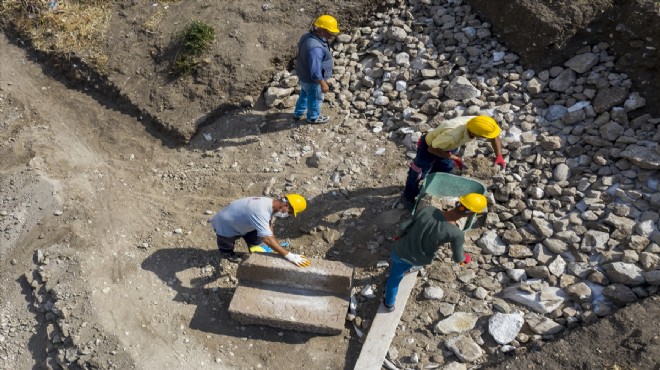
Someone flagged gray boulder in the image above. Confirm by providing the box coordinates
[603,284,638,305]
[620,144,660,170]
[564,53,599,73]
[444,76,481,100]
[593,86,628,113]
[602,262,646,286]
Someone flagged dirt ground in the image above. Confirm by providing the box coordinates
[0,29,404,369]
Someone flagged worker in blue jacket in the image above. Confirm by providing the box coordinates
[293,15,340,124]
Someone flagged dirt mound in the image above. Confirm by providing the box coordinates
[467,0,660,116]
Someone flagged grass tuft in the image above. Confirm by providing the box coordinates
[172,19,215,76]
[0,0,112,69]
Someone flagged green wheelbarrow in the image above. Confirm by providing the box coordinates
[411,172,487,231]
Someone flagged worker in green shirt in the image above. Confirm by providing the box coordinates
[383,193,487,311]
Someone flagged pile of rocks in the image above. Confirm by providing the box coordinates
[17,246,132,369]
[264,0,659,366]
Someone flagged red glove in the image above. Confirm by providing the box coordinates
[460,253,471,266]
[494,154,506,169]
[452,157,464,170]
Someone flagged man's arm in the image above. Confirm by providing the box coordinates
[261,236,288,256]
[450,233,466,263]
[308,48,328,92]
[489,136,503,157]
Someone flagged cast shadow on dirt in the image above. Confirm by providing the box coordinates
[141,247,330,344]
[3,32,181,149]
[275,184,407,269]
[189,109,320,150]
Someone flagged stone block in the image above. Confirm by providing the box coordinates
[228,254,354,335]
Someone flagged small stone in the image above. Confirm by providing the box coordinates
[566,282,592,304]
[444,335,484,363]
[526,315,564,335]
[603,284,638,305]
[553,163,570,181]
[424,286,445,300]
[477,230,507,255]
[474,287,488,300]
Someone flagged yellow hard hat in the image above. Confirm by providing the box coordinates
[285,194,307,217]
[314,15,340,35]
[466,116,501,139]
[459,193,487,213]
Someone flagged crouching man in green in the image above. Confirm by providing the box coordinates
[382,193,487,311]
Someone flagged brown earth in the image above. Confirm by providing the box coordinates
[484,296,660,370]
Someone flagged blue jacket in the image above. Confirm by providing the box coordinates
[296,32,333,83]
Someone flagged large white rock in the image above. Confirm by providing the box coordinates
[502,282,567,314]
[488,313,524,345]
[433,312,478,334]
[477,230,507,255]
[423,286,444,300]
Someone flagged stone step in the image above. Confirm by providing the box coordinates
[228,254,354,335]
[228,283,348,335]
[236,253,354,296]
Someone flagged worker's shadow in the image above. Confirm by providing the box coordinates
[140,247,317,344]
[274,184,407,270]
[188,108,304,151]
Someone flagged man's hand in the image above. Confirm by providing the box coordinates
[460,253,471,266]
[494,154,506,170]
[320,80,329,93]
[452,156,464,170]
[285,252,311,267]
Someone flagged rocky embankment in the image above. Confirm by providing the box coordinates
[264,0,659,367]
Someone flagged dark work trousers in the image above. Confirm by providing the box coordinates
[216,231,261,253]
[402,135,455,202]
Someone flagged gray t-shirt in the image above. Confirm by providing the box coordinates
[210,197,273,238]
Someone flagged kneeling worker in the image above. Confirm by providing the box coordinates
[383,193,487,311]
[402,115,504,209]
[209,194,310,267]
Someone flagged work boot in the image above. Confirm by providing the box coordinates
[306,115,330,124]
[219,250,241,263]
[382,295,395,312]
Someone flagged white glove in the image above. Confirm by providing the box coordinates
[285,252,310,267]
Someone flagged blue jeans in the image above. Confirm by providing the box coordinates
[384,251,415,307]
[294,80,323,121]
[402,135,455,202]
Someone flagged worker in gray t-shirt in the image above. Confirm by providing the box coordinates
[209,194,310,267]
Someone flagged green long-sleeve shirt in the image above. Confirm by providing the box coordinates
[393,206,465,265]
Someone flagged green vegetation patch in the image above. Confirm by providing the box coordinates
[172,19,215,76]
